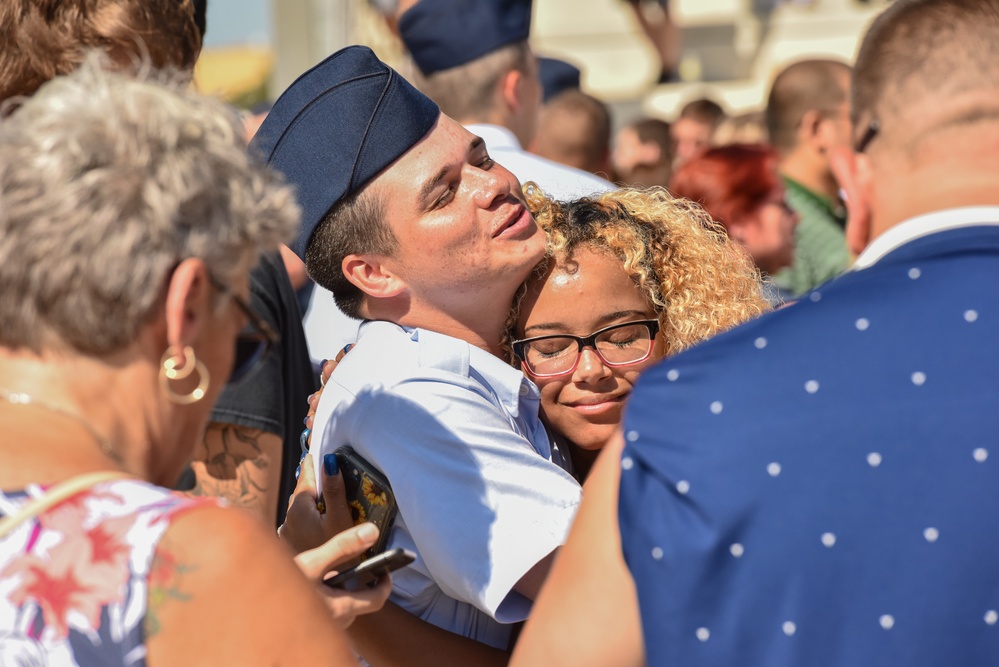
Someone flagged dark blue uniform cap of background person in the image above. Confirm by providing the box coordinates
[399,0,534,76]
[537,57,581,102]
[249,45,440,260]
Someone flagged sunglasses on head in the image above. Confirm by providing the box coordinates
[208,273,279,385]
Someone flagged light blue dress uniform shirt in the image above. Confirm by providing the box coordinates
[313,321,582,649]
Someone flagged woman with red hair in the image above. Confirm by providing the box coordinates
[670,144,798,284]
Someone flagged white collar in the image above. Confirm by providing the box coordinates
[464,123,522,151]
[853,206,999,269]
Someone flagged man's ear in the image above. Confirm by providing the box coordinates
[828,145,873,256]
[163,258,212,350]
[501,67,524,114]
[799,109,825,151]
[342,253,406,300]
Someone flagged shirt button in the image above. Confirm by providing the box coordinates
[519,384,529,397]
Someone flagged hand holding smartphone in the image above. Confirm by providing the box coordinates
[324,548,415,592]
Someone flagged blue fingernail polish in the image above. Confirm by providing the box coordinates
[300,429,310,453]
[323,453,338,476]
[320,358,329,371]
[343,343,353,354]
[303,415,310,427]
[294,464,302,480]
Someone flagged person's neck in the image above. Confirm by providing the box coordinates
[780,152,840,202]
[366,297,513,358]
[870,166,999,241]
[0,348,158,486]
[568,442,600,481]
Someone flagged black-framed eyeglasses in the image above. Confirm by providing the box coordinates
[855,118,880,153]
[512,319,660,378]
[208,273,279,384]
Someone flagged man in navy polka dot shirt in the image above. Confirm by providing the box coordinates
[511,1,999,665]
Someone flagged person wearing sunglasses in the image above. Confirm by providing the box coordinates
[0,61,387,666]
[512,186,769,480]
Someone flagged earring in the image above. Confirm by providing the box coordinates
[160,345,209,405]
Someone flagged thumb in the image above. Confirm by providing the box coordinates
[295,522,380,581]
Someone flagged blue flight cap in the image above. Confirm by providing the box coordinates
[250,45,440,260]
[537,57,581,102]
[399,0,534,76]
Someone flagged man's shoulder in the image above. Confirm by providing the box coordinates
[630,239,999,439]
[466,122,612,198]
[502,149,613,199]
[331,322,477,391]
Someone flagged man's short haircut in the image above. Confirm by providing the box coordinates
[534,90,611,174]
[679,98,726,129]
[765,59,851,153]
[852,0,999,137]
[305,190,394,319]
[633,118,674,163]
[0,0,202,103]
[412,41,531,123]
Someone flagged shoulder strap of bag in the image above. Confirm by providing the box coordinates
[0,470,133,539]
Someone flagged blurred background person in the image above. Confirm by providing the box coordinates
[532,89,613,179]
[612,117,674,187]
[0,57,371,666]
[621,0,681,84]
[712,109,769,146]
[399,0,612,199]
[766,59,854,297]
[671,97,726,167]
[0,0,201,104]
[670,143,798,304]
[537,55,582,102]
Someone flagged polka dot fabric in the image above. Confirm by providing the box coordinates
[618,225,999,666]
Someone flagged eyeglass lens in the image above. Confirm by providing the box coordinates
[522,322,654,376]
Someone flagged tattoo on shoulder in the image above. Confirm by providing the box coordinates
[188,424,278,516]
[146,541,197,638]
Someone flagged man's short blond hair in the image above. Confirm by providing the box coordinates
[412,42,531,122]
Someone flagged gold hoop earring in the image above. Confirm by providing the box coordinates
[160,345,210,405]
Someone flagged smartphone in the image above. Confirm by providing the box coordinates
[334,446,397,558]
[324,548,416,591]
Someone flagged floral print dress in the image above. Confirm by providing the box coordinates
[0,479,215,666]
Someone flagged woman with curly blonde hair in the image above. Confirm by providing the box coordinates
[512,186,768,478]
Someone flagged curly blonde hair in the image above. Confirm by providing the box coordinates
[517,185,770,357]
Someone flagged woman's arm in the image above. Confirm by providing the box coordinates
[145,505,359,666]
[510,431,645,667]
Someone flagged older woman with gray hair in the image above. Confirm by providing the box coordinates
[0,59,375,666]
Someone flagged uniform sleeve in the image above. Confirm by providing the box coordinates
[323,372,581,622]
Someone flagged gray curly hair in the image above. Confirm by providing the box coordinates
[0,55,299,356]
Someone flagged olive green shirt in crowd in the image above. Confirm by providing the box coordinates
[772,176,851,297]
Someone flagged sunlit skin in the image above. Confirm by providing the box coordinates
[672,117,714,166]
[368,116,545,336]
[516,247,665,478]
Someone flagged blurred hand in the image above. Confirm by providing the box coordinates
[829,144,872,257]
[294,522,392,628]
[279,452,355,555]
